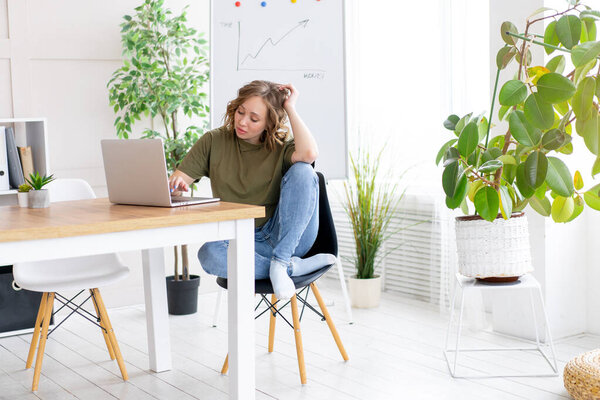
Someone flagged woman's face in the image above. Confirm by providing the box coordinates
[234,96,268,145]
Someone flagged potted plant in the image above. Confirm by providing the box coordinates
[17,183,32,208]
[343,149,401,308]
[107,0,209,315]
[437,2,600,280]
[25,172,55,209]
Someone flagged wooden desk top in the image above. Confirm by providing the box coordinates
[0,198,265,242]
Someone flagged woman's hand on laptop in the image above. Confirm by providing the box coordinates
[168,170,194,195]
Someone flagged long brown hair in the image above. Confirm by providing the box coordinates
[224,80,289,150]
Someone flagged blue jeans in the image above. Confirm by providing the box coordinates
[198,162,319,279]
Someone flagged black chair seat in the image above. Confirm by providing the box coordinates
[216,264,333,294]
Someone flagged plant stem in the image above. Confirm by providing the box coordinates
[485,68,501,149]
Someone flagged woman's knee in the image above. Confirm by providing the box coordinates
[198,241,227,276]
[283,162,318,187]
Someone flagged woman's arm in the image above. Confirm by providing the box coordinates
[280,84,319,164]
[168,169,195,194]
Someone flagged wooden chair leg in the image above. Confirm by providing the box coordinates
[268,294,277,353]
[32,292,55,391]
[26,292,48,369]
[221,354,229,374]
[92,288,128,381]
[310,283,349,361]
[290,294,307,384]
[90,289,116,360]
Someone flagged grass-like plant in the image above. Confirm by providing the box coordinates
[25,172,55,190]
[343,149,400,280]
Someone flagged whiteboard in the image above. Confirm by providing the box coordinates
[210,0,347,179]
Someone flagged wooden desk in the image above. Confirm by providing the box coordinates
[0,199,264,399]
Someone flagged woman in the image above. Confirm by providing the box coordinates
[168,80,335,300]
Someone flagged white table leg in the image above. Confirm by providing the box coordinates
[227,219,255,400]
[142,247,172,372]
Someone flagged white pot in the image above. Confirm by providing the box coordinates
[28,189,50,209]
[348,275,382,308]
[455,212,533,279]
[17,192,28,208]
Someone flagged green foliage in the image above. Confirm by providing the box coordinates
[343,149,402,279]
[25,172,55,190]
[17,183,32,193]
[436,3,600,223]
[107,0,209,173]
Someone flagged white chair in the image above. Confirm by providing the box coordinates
[13,179,130,391]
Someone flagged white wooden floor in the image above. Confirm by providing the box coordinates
[0,279,593,400]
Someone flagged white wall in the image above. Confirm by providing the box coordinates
[1,0,216,308]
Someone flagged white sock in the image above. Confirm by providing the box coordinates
[291,254,337,277]
[270,259,295,301]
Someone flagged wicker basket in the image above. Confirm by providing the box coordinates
[564,349,600,400]
[455,212,533,278]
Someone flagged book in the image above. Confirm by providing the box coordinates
[0,127,9,191]
[18,146,34,182]
[5,127,24,189]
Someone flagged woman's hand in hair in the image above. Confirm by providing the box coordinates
[279,83,298,112]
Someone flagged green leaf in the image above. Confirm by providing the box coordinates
[556,15,581,49]
[574,170,584,190]
[436,139,458,165]
[501,21,519,45]
[583,112,600,155]
[584,183,600,210]
[442,161,462,197]
[454,113,472,136]
[586,19,597,41]
[516,162,536,197]
[568,196,585,221]
[593,156,600,177]
[443,114,460,130]
[571,40,600,67]
[544,20,560,55]
[509,110,542,146]
[498,154,517,165]
[481,147,503,163]
[445,174,468,209]
[499,80,528,106]
[474,186,500,222]
[529,7,555,19]
[551,196,575,222]
[525,151,548,188]
[555,100,570,115]
[529,195,552,216]
[573,59,597,86]
[477,117,489,141]
[479,160,503,173]
[457,122,479,157]
[546,55,566,73]
[459,197,469,215]
[572,77,596,121]
[542,128,567,150]
[524,93,555,129]
[498,105,511,121]
[496,47,517,70]
[499,186,513,219]
[443,147,460,166]
[546,156,575,197]
[536,73,577,103]
[581,10,600,22]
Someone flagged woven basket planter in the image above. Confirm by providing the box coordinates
[564,349,600,400]
[455,212,533,279]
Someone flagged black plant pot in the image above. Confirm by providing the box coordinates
[166,275,200,315]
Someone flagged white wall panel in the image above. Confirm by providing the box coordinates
[0,60,12,116]
[0,0,7,39]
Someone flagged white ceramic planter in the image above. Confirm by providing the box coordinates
[348,275,382,308]
[17,192,28,208]
[28,189,50,209]
[455,212,533,279]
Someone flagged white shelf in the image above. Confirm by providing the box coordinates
[0,190,17,195]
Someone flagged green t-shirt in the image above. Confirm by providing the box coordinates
[178,126,296,227]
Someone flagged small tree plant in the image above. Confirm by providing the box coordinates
[437,1,600,222]
[107,0,209,280]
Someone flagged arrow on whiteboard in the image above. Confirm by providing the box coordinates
[239,19,310,67]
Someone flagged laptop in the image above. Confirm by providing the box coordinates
[101,139,219,207]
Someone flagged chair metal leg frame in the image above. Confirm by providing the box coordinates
[443,284,559,378]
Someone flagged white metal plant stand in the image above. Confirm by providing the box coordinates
[444,273,558,378]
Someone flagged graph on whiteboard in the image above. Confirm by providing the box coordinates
[235,19,326,73]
